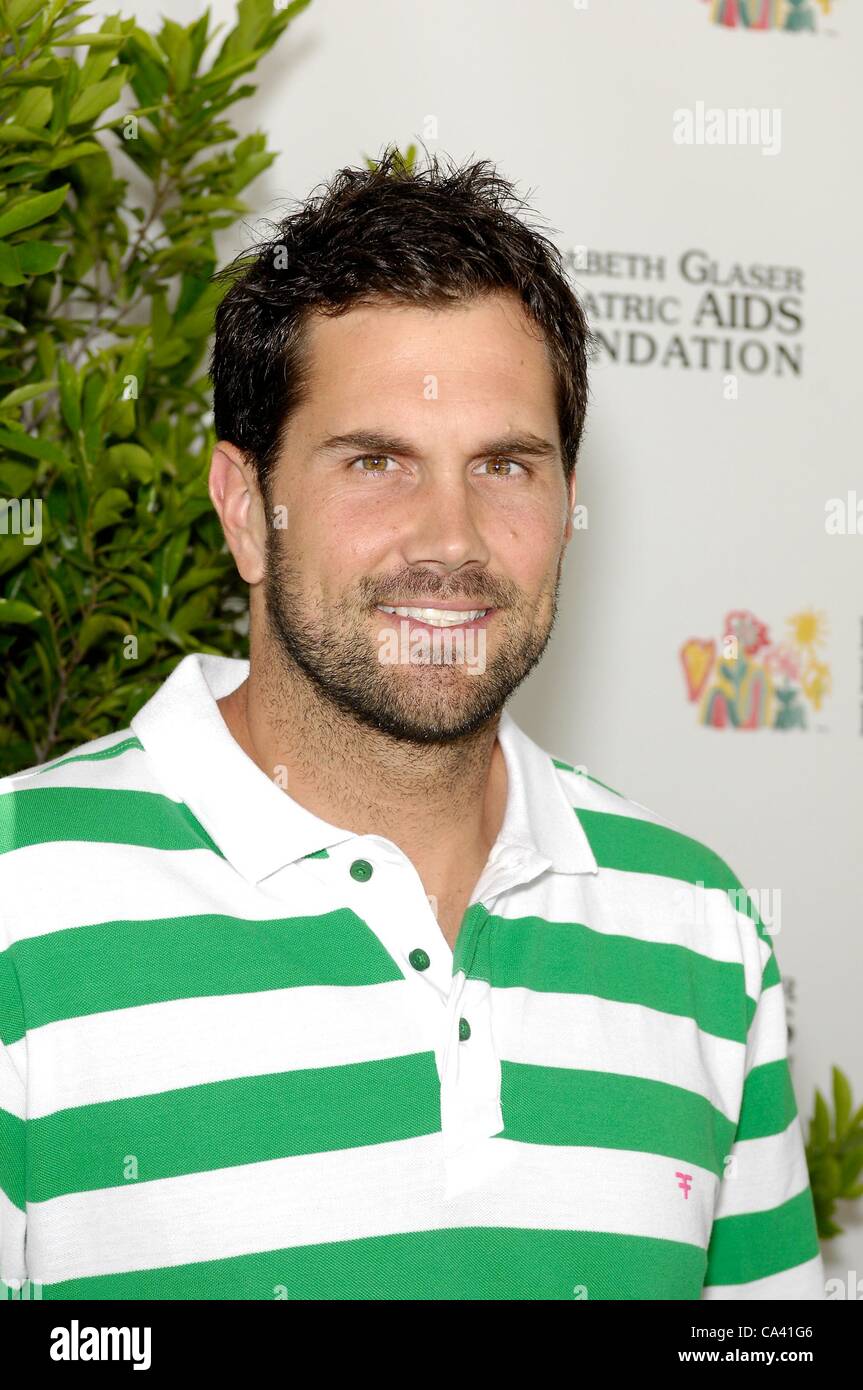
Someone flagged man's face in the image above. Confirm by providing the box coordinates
[259,289,577,743]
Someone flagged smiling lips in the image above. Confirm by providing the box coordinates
[375,604,492,628]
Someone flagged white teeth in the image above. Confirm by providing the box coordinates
[377,606,488,627]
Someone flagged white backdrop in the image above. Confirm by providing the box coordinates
[98,0,863,1281]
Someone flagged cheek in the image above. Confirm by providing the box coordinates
[496,509,564,580]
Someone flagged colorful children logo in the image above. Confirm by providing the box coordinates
[701,0,836,31]
[680,609,830,729]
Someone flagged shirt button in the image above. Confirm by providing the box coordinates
[349,859,373,882]
[458,1017,471,1041]
[408,948,430,971]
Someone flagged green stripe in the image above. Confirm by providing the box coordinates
[8,910,405,1037]
[735,1054,798,1140]
[577,809,740,889]
[763,951,780,989]
[27,1053,440,1202]
[38,1226,707,1300]
[0,1105,25,1210]
[704,1187,820,1286]
[0,785,223,857]
[464,911,752,1043]
[0,950,25,1047]
[498,1061,736,1178]
[26,1057,737,1202]
[576,810,770,944]
[451,902,490,977]
[552,757,624,798]
[34,736,144,773]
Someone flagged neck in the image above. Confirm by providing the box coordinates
[217,646,508,885]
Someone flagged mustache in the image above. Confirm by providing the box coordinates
[364,576,513,607]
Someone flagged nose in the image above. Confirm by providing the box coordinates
[401,470,491,574]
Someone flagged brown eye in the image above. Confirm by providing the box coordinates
[481,456,525,477]
[352,455,396,474]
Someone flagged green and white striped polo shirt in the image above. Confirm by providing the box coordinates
[0,652,823,1300]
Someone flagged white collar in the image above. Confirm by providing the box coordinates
[131,652,598,886]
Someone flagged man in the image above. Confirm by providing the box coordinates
[0,149,823,1300]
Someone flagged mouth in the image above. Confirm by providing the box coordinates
[374,604,496,630]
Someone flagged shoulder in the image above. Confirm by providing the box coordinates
[0,726,155,804]
[548,752,771,975]
[551,753,747,894]
[0,727,206,935]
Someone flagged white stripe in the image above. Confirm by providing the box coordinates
[24,981,443,1116]
[703,1251,825,1300]
[0,1047,26,1120]
[22,982,746,1120]
[494,987,743,1120]
[501,863,764,986]
[556,765,665,822]
[0,1187,26,1282]
[27,1135,718,1284]
[746,979,791,1070]
[0,732,145,789]
[712,1120,812,1217]
[1,840,760,995]
[0,840,337,943]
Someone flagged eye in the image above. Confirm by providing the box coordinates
[477,456,528,478]
[350,454,399,476]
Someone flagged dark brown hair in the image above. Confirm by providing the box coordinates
[208,144,593,499]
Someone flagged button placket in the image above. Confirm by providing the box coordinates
[333,843,453,999]
[438,971,503,1160]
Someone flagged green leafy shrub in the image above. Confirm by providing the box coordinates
[806,1066,863,1238]
[0,0,310,772]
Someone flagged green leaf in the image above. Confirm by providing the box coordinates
[52,34,128,49]
[68,68,128,126]
[173,566,224,597]
[48,142,104,170]
[0,242,24,287]
[0,124,52,146]
[35,330,56,377]
[102,443,154,482]
[0,428,66,467]
[810,1089,830,1150]
[0,380,55,410]
[77,612,129,655]
[0,597,42,624]
[839,1148,863,1192]
[135,610,188,650]
[160,527,191,587]
[158,20,193,94]
[105,569,154,610]
[91,488,131,533]
[0,462,36,493]
[16,242,64,274]
[14,87,54,130]
[833,1066,853,1140]
[0,184,70,238]
[6,0,46,24]
[57,355,82,433]
[813,1154,841,1199]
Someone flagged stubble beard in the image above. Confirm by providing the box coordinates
[261,525,563,746]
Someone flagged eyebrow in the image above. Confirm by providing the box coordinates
[313,430,559,461]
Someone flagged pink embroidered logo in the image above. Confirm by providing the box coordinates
[676,1171,693,1199]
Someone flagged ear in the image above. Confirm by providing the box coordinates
[208,441,267,585]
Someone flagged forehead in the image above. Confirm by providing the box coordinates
[297,290,558,419]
